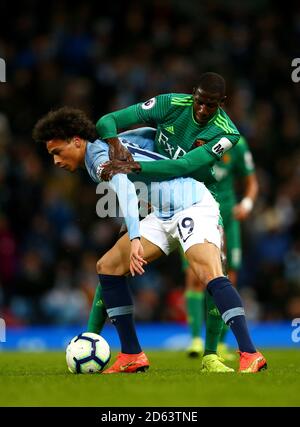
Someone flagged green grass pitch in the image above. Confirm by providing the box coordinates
[0,349,299,407]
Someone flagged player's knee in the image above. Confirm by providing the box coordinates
[96,256,115,275]
[190,263,222,287]
[186,267,204,291]
[96,255,128,276]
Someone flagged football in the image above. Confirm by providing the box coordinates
[66,332,111,374]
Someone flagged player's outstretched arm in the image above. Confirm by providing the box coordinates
[97,95,171,161]
[100,146,215,181]
[102,132,240,182]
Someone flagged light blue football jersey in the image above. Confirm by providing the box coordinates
[85,128,207,240]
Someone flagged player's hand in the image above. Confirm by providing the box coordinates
[100,160,142,181]
[130,238,147,277]
[107,137,134,162]
[233,203,251,220]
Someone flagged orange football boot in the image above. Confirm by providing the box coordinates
[102,351,150,374]
[239,351,267,373]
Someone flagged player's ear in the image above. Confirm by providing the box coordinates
[73,137,81,147]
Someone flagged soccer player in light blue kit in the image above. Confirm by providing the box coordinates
[33,107,267,374]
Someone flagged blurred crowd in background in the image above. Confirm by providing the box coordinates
[0,0,300,327]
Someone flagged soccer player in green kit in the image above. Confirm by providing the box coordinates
[97,72,266,373]
[183,136,258,360]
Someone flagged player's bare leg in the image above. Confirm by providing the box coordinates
[97,233,163,276]
[184,242,233,372]
[87,233,163,334]
[185,242,223,289]
[96,234,163,373]
[185,242,267,373]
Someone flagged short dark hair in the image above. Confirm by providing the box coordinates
[195,72,226,97]
[32,107,97,143]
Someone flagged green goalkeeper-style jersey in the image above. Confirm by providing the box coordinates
[212,136,255,215]
[96,93,240,181]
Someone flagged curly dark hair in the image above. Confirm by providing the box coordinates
[32,107,97,143]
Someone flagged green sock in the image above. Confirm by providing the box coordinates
[185,290,205,338]
[87,283,107,333]
[220,322,230,343]
[204,291,223,355]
